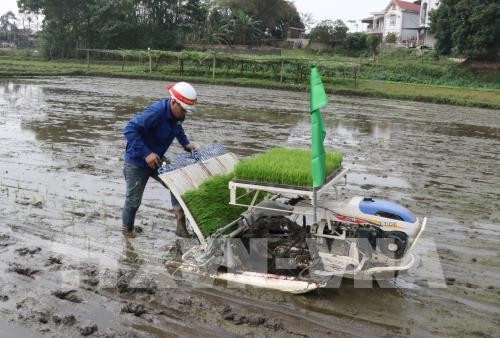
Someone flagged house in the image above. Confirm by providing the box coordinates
[286,27,309,49]
[362,0,422,45]
[418,0,439,48]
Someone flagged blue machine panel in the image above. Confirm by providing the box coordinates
[359,198,417,223]
[157,144,228,175]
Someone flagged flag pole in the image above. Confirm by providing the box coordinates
[313,187,318,224]
[310,65,328,226]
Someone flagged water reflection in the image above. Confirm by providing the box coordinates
[23,86,139,146]
[0,81,46,120]
[287,118,394,150]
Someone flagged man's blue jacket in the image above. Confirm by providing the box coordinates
[124,99,189,168]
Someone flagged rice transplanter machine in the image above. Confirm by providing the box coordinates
[158,144,426,294]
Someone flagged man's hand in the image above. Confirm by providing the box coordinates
[145,152,160,169]
[184,143,196,153]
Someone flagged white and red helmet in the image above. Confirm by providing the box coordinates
[168,82,197,112]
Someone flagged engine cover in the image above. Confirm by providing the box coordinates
[330,196,421,245]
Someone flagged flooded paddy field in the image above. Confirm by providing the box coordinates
[0,77,499,337]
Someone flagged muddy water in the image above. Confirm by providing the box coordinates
[0,77,499,337]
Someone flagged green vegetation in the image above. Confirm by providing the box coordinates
[384,33,398,44]
[16,0,301,58]
[183,174,246,237]
[183,147,342,236]
[235,148,343,187]
[343,33,368,56]
[217,0,302,40]
[309,20,348,49]
[345,80,500,108]
[366,35,382,59]
[431,0,500,59]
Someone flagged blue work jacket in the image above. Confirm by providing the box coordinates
[124,99,189,168]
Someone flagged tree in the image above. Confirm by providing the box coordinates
[222,10,261,45]
[300,12,315,33]
[182,0,210,43]
[384,32,397,43]
[430,0,500,58]
[0,11,17,30]
[18,0,140,57]
[15,0,303,54]
[309,19,348,48]
[217,0,303,40]
[0,11,18,44]
[367,35,382,59]
[344,32,368,54]
[17,0,198,56]
[203,7,232,44]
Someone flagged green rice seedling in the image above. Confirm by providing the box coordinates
[234,147,343,187]
[182,148,342,236]
[183,174,251,237]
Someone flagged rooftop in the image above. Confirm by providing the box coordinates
[393,0,421,13]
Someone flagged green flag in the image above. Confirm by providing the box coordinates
[310,66,328,188]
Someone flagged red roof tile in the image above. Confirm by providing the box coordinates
[393,0,421,12]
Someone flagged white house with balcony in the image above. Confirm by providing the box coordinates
[362,0,422,45]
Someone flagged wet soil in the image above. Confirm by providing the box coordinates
[0,77,499,337]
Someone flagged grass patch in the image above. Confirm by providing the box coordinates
[234,148,343,187]
[333,80,500,108]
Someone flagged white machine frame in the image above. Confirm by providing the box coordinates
[228,167,349,213]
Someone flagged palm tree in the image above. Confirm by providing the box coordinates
[223,10,261,45]
[205,7,232,45]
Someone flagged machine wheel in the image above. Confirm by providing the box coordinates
[378,231,408,259]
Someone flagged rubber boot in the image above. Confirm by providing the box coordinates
[174,209,190,238]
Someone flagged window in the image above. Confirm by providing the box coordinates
[375,211,403,221]
[389,15,396,26]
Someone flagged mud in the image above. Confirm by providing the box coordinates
[0,77,499,337]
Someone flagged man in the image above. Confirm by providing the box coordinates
[122,82,197,237]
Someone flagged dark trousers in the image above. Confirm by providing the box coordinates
[122,162,179,229]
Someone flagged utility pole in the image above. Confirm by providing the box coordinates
[148,47,152,76]
[212,52,216,80]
